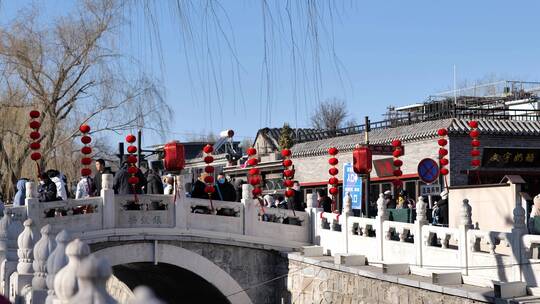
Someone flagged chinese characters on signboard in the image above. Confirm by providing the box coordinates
[482,148,540,168]
[373,158,397,177]
[343,163,362,210]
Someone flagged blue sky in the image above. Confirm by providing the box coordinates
[3,1,540,145]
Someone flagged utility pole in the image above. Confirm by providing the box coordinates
[364,116,371,218]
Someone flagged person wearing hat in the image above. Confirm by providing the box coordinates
[384,190,396,209]
[432,201,441,225]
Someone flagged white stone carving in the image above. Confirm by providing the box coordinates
[343,192,352,215]
[68,254,116,304]
[460,199,473,228]
[32,224,56,290]
[376,193,387,220]
[17,219,36,275]
[416,196,427,225]
[26,182,37,199]
[102,174,113,191]
[46,230,73,303]
[54,239,90,303]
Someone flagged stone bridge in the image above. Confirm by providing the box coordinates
[3,174,540,303]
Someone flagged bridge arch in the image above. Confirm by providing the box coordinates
[93,242,253,304]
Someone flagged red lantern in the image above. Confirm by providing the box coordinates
[163,142,185,172]
[329,167,338,176]
[204,175,214,184]
[328,147,338,156]
[437,139,448,146]
[81,136,92,145]
[81,168,92,177]
[328,157,338,166]
[79,124,91,133]
[247,158,258,166]
[329,187,338,195]
[392,179,403,188]
[440,158,449,166]
[204,166,214,174]
[127,166,138,175]
[437,128,448,136]
[284,180,294,187]
[471,150,481,157]
[468,121,478,128]
[393,169,403,177]
[128,176,140,185]
[440,168,449,175]
[469,130,479,138]
[285,189,295,197]
[248,168,260,176]
[252,188,262,196]
[81,157,92,166]
[29,142,40,150]
[204,185,215,194]
[471,140,480,147]
[203,144,214,154]
[392,150,402,158]
[127,145,137,153]
[29,121,41,129]
[29,110,40,119]
[247,148,257,156]
[471,159,481,167]
[391,140,402,147]
[328,177,339,185]
[126,155,137,164]
[81,146,92,155]
[204,156,214,164]
[249,176,261,186]
[393,159,403,167]
[30,131,41,140]
[284,169,295,178]
[125,134,136,143]
[31,152,41,161]
[353,146,372,175]
[438,148,448,156]
[283,159,293,167]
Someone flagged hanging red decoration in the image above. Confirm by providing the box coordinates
[28,110,42,176]
[281,148,292,157]
[469,121,481,169]
[440,168,449,175]
[281,148,295,204]
[127,167,138,175]
[204,185,215,194]
[392,141,404,189]
[204,156,214,164]
[283,159,293,167]
[437,128,449,179]
[126,155,137,163]
[245,147,263,199]
[125,134,139,199]
[353,145,372,175]
[204,166,215,174]
[202,144,216,205]
[203,144,214,154]
[283,179,294,187]
[204,175,214,184]
[327,147,339,212]
[127,145,137,154]
[79,124,93,177]
[126,134,136,143]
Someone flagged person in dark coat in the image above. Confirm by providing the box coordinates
[145,169,164,195]
[113,162,147,195]
[190,173,208,199]
[233,179,245,202]
[291,181,305,211]
[317,189,333,213]
[38,173,59,202]
[215,175,236,202]
[93,159,111,196]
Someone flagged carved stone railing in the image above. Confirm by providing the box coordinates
[114,195,175,228]
[383,221,415,243]
[186,198,244,235]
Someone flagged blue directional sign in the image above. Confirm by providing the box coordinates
[343,163,362,210]
[417,158,439,184]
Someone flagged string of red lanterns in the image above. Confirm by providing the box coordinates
[281,148,295,200]
[246,147,262,199]
[328,147,339,212]
[125,134,139,199]
[437,128,449,176]
[391,140,403,189]
[79,124,93,177]
[29,110,42,175]
[202,144,216,197]
[469,121,481,168]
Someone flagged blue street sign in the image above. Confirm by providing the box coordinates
[343,163,362,210]
[417,158,439,184]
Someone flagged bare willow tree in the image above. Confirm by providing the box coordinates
[0,0,171,198]
[310,98,355,131]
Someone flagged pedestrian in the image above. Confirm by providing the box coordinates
[317,189,332,213]
[93,159,111,196]
[276,195,287,209]
[263,191,275,207]
[13,178,28,206]
[291,181,305,211]
[75,175,94,199]
[432,201,441,225]
[146,169,164,195]
[215,175,236,202]
[190,173,208,199]
[233,179,245,202]
[113,161,147,195]
[163,175,174,195]
[38,172,59,202]
[384,190,396,209]
[47,170,68,201]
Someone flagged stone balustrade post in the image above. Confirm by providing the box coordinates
[241,184,254,236]
[414,196,428,267]
[10,219,37,303]
[305,193,322,244]
[68,254,117,304]
[0,210,23,296]
[26,182,38,200]
[53,239,90,304]
[26,181,41,226]
[459,199,473,276]
[128,286,165,304]
[375,193,387,262]
[174,175,188,230]
[512,184,528,282]
[46,230,73,304]
[101,174,115,229]
[31,224,56,303]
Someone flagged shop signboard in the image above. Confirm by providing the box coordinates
[420,184,441,196]
[368,144,405,156]
[343,163,362,210]
[482,147,540,168]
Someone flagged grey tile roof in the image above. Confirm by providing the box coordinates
[291,118,540,157]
